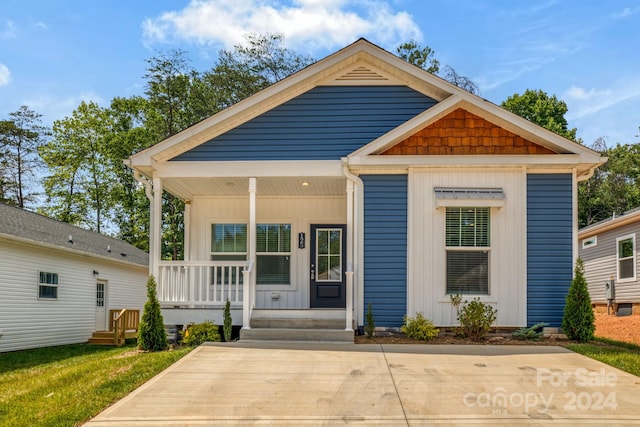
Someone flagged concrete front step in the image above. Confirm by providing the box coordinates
[249,309,347,329]
[240,328,354,342]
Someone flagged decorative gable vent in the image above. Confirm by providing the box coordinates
[336,66,388,81]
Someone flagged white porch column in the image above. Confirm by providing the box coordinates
[345,180,354,331]
[243,177,257,329]
[152,177,163,280]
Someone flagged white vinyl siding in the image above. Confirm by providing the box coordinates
[0,239,147,353]
[407,168,526,327]
[617,234,636,282]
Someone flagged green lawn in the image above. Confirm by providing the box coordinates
[0,343,192,427]
[566,338,640,377]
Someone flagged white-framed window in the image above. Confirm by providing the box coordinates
[256,224,291,285]
[445,207,490,295]
[582,236,597,249]
[617,234,636,281]
[38,272,58,299]
[211,223,247,261]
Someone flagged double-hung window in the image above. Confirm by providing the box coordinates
[617,234,636,281]
[38,272,58,299]
[256,224,291,285]
[211,223,292,285]
[445,207,490,295]
[211,224,247,285]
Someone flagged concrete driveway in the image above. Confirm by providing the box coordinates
[86,342,640,425]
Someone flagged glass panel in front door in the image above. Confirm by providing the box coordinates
[316,229,342,281]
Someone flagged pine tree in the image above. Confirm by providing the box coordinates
[138,275,168,351]
[562,259,595,343]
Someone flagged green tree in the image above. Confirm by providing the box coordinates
[501,89,578,141]
[138,275,168,351]
[396,40,440,74]
[220,33,315,86]
[40,101,113,232]
[0,106,49,208]
[562,258,595,343]
[578,138,640,227]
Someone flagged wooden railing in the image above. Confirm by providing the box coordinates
[109,309,140,346]
[157,261,251,305]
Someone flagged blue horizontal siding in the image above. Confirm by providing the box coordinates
[527,174,573,327]
[172,86,436,161]
[363,175,408,328]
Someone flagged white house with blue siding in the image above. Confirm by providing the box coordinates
[126,39,604,339]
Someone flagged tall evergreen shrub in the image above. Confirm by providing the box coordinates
[138,275,168,351]
[562,258,595,343]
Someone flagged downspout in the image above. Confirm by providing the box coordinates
[133,171,154,277]
[342,158,364,330]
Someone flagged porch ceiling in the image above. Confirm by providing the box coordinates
[163,176,348,200]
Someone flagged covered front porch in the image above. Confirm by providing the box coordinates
[140,165,363,335]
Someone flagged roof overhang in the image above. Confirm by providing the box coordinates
[579,209,640,239]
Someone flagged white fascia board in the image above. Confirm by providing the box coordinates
[348,154,583,168]
[579,210,640,239]
[155,160,344,178]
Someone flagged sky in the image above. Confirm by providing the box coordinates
[1,0,639,147]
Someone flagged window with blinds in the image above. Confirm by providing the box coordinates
[445,207,490,295]
[211,224,247,260]
[256,224,291,285]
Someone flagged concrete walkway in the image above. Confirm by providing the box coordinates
[86,342,640,425]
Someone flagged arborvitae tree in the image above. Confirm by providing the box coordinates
[223,299,232,342]
[138,275,168,351]
[562,258,595,343]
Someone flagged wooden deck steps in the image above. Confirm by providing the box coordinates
[88,330,137,345]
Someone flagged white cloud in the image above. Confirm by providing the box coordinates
[612,7,640,19]
[564,83,640,120]
[0,63,10,86]
[24,91,106,123]
[1,20,17,39]
[141,0,421,53]
[34,21,48,30]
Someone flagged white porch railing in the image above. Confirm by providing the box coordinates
[157,261,253,306]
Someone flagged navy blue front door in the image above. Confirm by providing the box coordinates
[310,225,346,308]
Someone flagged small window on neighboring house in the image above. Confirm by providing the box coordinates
[256,224,291,285]
[582,236,597,249]
[445,207,490,295]
[617,234,636,281]
[38,272,58,299]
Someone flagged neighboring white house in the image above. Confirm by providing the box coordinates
[579,208,640,315]
[126,39,604,340]
[0,203,149,352]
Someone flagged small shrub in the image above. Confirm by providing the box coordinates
[562,258,595,343]
[365,303,375,338]
[513,322,548,341]
[402,313,440,341]
[137,275,168,351]
[457,297,497,341]
[181,321,221,346]
[223,300,232,342]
